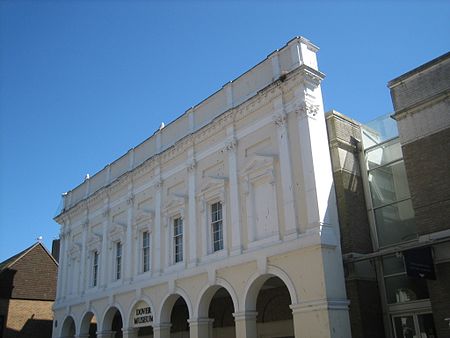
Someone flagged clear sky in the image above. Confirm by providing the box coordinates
[0,0,449,261]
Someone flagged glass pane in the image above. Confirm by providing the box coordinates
[383,255,405,276]
[375,200,417,247]
[418,313,437,337]
[385,274,429,303]
[393,316,416,338]
[362,114,398,148]
[369,161,411,208]
[366,140,402,169]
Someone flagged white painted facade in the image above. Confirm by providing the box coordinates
[53,37,351,338]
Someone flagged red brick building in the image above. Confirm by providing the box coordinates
[0,242,58,338]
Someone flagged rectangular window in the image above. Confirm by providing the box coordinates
[142,231,150,272]
[92,251,99,287]
[173,217,183,263]
[211,202,223,252]
[383,255,429,304]
[115,242,122,280]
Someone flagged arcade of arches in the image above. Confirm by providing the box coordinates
[58,274,301,338]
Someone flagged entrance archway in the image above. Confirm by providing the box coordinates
[102,307,123,338]
[160,293,191,338]
[198,285,236,338]
[80,311,97,338]
[61,316,76,338]
[245,275,295,338]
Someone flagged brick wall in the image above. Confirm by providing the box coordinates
[2,299,53,338]
[0,244,57,301]
[345,279,385,338]
[401,128,450,235]
[389,53,450,112]
[427,261,450,338]
[326,111,373,254]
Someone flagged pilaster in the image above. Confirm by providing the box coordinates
[187,152,198,267]
[225,126,242,255]
[273,96,298,240]
[153,323,171,338]
[122,328,138,338]
[101,203,110,288]
[233,311,257,338]
[125,192,134,282]
[188,317,214,338]
[154,176,163,273]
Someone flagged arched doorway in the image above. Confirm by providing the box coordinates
[198,285,236,338]
[160,294,190,338]
[61,316,76,338]
[246,275,295,338]
[102,307,123,338]
[80,311,97,338]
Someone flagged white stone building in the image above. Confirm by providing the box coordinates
[53,37,351,338]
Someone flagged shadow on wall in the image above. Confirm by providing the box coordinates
[2,318,53,338]
[0,269,16,299]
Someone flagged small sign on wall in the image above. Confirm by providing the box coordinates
[404,246,436,280]
[133,301,153,327]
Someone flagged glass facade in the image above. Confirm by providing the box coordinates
[362,115,417,248]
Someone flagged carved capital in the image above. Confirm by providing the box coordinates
[294,102,319,119]
[222,138,238,153]
[127,194,135,206]
[187,159,196,173]
[273,112,287,127]
[155,179,163,191]
[102,208,110,218]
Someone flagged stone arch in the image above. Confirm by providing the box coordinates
[158,288,193,323]
[101,305,125,332]
[79,310,99,337]
[243,265,298,311]
[195,278,239,318]
[61,315,76,338]
[127,296,155,329]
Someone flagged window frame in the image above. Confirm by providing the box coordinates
[142,230,151,273]
[173,216,184,264]
[92,251,99,287]
[210,201,224,252]
[115,242,122,280]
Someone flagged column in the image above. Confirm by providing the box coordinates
[79,221,88,294]
[233,311,257,338]
[293,78,337,232]
[96,331,114,338]
[225,128,242,255]
[189,318,214,338]
[273,98,297,240]
[187,156,197,267]
[154,178,163,273]
[60,228,70,298]
[290,301,351,338]
[125,193,134,281]
[122,328,138,338]
[75,334,89,338]
[153,323,171,338]
[101,206,109,288]
[56,229,67,300]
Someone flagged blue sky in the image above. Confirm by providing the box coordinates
[0,1,449,261]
